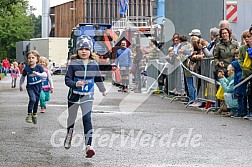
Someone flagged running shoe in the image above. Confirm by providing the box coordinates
[26,114,32,123]
[86,145,95,158]
[32,114,37,124]
[64,128,73,149]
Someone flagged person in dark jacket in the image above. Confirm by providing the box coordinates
[231,60,247,118]
[64,35,107,158]
[133,44,143,93]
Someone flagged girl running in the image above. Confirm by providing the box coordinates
[10,61,20,88]
[64,35,107,158]
[20,50,47,124]
[39,56,54,113]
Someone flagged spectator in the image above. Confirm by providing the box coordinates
[115,40,133,92]
[214,28,239,77]
[201,27,219,57]
[238,26,252,119]
[218,20,237,41]
[133,44,143,93]
[231,60,247,118]
[2,58,10,76]
[217,64,237,117]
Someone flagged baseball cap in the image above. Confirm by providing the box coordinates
[76,35,93,53]
[189,29,201,36]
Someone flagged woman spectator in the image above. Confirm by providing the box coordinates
[214,28,239,77]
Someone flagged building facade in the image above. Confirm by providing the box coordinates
[51,0,153,37]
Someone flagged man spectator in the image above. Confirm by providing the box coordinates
[115,40,133,92]
[2,58,10,76]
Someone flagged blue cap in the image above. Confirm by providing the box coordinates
[76,35,93,53]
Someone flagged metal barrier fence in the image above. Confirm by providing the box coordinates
[142,56,220,112]
[179,58,220,112]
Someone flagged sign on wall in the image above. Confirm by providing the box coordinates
[226,1,238,22]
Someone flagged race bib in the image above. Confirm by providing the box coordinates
[28,73,41,85]
[73,77,94,95]
[42,79,49,87]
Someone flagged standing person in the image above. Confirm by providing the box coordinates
[10,61,20,88]
[214,28,239,78]
[39,57,54,113]
[133,44,143,93]
[19,50,47,124]
[115,40,132,92]
[238,27,252,119]
[2,58,10,76]
[18,62,24,74]
[64,35,107,158]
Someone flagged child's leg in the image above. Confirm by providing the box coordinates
[237,95,246,116]
[27,89,37,114]
[67,102,79,131]
[11,77,14,87]
[248,95,252,114]
[80,101,93,146]
[14,78,17,88]
[45,91,51,102]
[40,91,46,109]
[32,92,41,114]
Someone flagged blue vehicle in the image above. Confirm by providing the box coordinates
[68,23,114,60]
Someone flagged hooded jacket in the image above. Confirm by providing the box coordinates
[231,60,247,96]
[65,59,106,103]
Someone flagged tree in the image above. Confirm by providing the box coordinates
[30,14,42,38]
[0,0,34,59]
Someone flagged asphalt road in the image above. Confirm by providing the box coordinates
[1,74,252,167]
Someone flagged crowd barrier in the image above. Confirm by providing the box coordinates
[179,58,221,112]
[143,56,222,112]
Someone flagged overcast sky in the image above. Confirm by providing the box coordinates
[28,0,72,16]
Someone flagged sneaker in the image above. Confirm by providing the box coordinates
[86,145,95,158]
[123,88,129,93]
[25,114,32,123]
[64,128,73,149]
[32,114,37,124]
[41,107,45,113]
[231,114,243,118]
[243,113,252,119]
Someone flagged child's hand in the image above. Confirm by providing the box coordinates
[218,70,224,78]
[102,91,108,96]
[33,71,37,75]
[50,88,54,93]
[20,87,23,92]
[76,81,85,87]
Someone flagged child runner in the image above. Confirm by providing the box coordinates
[64,35,107,158]
[20,50,47,124]
[10,61,20,88]
[39,56,54,113]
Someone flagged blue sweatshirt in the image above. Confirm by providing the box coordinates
[231,60,247,96]
[65,59,106,103]
[115,48,132,67]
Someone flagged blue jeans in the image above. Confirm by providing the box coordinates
[186,76,196,101]
[237,95,247,116]
[27,89,40,114]
[248,95,252,114]
[67,101,93,146]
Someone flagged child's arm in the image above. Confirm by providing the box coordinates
[19,75,25,91]
[47,71,54,93]
[65,64,78,88]
[33,71,47,78]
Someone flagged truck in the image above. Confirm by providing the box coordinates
[16,37,69,68]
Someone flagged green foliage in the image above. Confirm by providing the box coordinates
[0,0,41,59]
